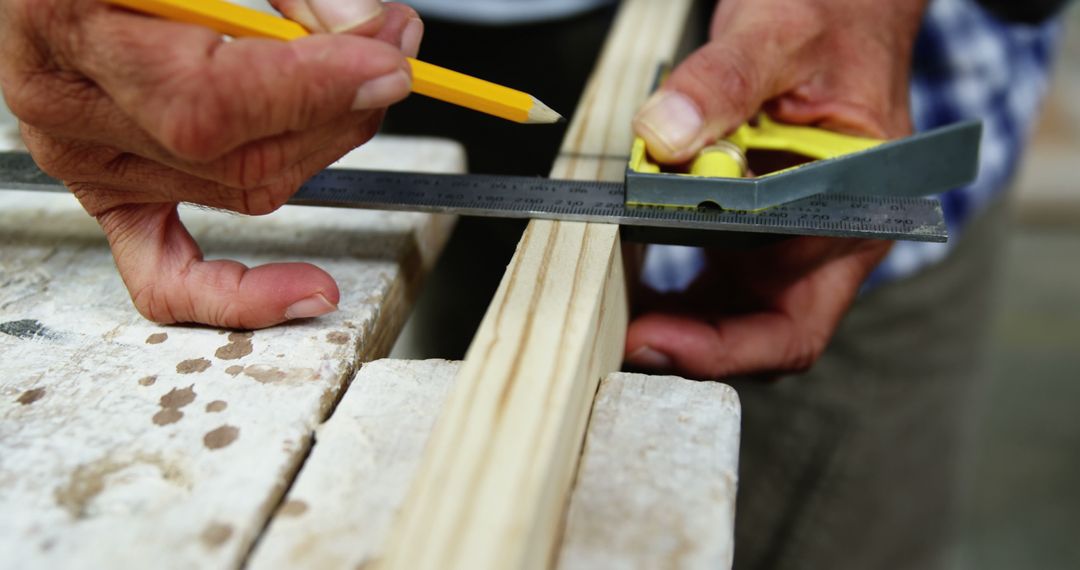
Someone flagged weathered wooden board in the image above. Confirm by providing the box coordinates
[376,2,699,568]
[250,361,739,570]
[248,358,458,569]
[0,135,463,569]
[557,373,740,570]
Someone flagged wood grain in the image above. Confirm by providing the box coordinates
[377,221,627,570]
[377,1,698,568]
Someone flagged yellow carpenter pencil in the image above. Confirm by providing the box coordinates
[103,0,563,124]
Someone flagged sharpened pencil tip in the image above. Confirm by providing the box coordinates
[527,97,564,124]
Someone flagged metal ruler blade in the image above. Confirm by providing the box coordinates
[0,151,947,244]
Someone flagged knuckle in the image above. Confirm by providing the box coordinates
[705,47,758,112]
[3,85,45,126]
[21,136,135,216]
[14,75,108,134]
[220,142,290,189]
[355,119,380,144]
[785,358,814,375]
[155,88,232,162]
[68,181,122,217]
[703,330,735,380]
[130,284,180,325]
[23,134,86,179]
[395,4,420,20]
[195,265,250,328]
[240,157,321,215]
[273,44,325,130]
[722,52,758,105]
[2,2,96,124]
[786,330,829,373]
[673,44,761,130]
[95,204,147,250]
[685,46,726,86]
[211,300,246,330]
[241,184,291,216]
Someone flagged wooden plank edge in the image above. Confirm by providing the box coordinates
[375,221,627,570]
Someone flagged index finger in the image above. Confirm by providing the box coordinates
[68,4,411,162]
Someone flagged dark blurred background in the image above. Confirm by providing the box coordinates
[950,4,1080,568]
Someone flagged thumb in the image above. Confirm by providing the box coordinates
[632,42,781,163]
[97,203,341,329]
[269,0,383,34]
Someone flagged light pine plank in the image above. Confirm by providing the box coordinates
[557,373,740,570]
[0,136,463,570]
[377,1,697,569]
[378,221,627,570]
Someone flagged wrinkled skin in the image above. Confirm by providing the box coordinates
[627,0,929,378]
[0,0,421,328]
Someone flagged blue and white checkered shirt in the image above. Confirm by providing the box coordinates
[643,0,1062,292]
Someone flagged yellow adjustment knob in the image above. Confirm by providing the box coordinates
[689,141,748,178]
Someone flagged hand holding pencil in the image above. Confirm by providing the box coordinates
[0,0,435,328]
[107,0,563,124]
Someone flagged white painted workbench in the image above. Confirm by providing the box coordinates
[0,135,462,568]
[0,131,740,568]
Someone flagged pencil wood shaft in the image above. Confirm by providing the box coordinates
[409,60,534,124]
[103,0,561,124]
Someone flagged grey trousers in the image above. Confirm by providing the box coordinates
[729,199,1007,570]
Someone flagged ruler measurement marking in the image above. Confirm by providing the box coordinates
[0,152,946,243]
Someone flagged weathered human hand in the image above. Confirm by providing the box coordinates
[626,0,928,378]
[0,0,423,329]
[625,237,893,379]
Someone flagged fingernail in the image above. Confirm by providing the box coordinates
[352,69,412,110]
[310,0,382,33]
[285,293,337,320]
[633,90,704,160]
[280,2,321,32]
[401,17,424,59]
[626,346,673,371]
